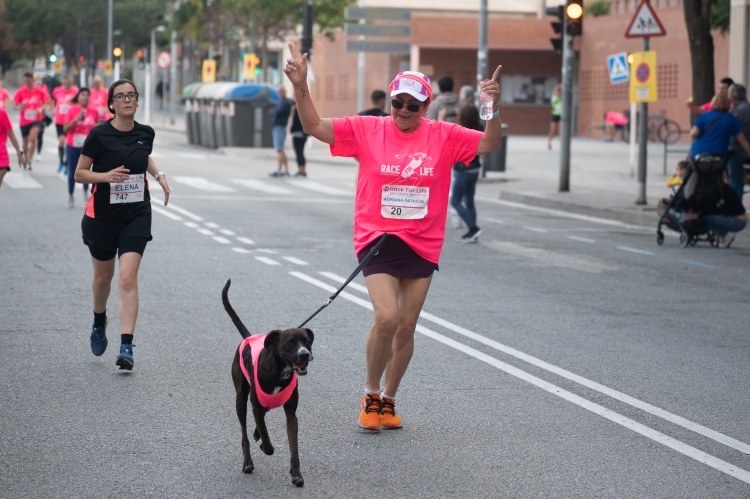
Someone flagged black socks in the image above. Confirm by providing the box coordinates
[121,334,133,345]
[93,311,107,328]
[58,146,65,165]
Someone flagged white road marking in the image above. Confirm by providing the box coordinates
[568,235,596,243]
[150,205,182,220]
[213,236,231,244]
[4,173,43,189]
[161,202,204,221]
[679,259,718,270]
[291,271,750,483]
[282,256,309,266]
[184,221,199,228]
[617,246,655,256]
[317,270,750,456]
[256,249,278,254]
[204,222,220,229]
[286,179,352,196]
[173,176,236,192]
[236,237,255,245]
[197,228,214,236]
[232,247,252,254]
[523,226,548,233]
[231,178,294,194]
[255,256,280,266]
[483,217,506,224]
[219,228,236,236]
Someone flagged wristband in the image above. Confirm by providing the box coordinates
[154,172,166,181]
[491,109,500,119]
[17,150,24,156]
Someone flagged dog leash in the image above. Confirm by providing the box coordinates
[297,233,389,328]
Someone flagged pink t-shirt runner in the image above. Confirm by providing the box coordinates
[0,108,12,167]
[331,116,483,263]
[0,89,10,109]
[13,86,50,126]
[89,87,113,120]
[52,86,79,124]
[64,104,99,148]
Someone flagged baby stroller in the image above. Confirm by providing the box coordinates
[656,154,726,247]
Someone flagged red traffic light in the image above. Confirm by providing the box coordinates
[79,55,85,62]
[135,50,144,58]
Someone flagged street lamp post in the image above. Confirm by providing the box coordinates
[107,0,113,83]
[146,25,166,124]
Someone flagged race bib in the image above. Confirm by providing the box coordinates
[72,133,86,148]
[23,109,37,121]
[60,104,70,114]
[381,185,429,219]
[110,174,145,204]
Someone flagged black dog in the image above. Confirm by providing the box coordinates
[222,279,314,487]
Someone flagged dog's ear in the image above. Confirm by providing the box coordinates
[264,330,282,348]
[304,328,314,345]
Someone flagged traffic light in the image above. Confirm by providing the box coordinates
[254,55,262,78]
[546,5,564,53]
[136,49,145,69]
[79,55,85,63]
[566,0,584,36]
[49,53,57,63]
[112,44,123,61]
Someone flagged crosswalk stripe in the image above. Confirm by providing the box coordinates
[213,236,231,244]
[282,256,308,266]
[4,173,43,189]
[285,179,351,196]
[231,178,294,194]
[236,237,255,245]
[151,205,182,220]
[173,176,236,192]
[255,256,280,266]
[232,247,252,254]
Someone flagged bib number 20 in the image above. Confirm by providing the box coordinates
[390,207,402,216]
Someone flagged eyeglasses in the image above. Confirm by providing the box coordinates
[391,99,422,113]
[113,92,139,102]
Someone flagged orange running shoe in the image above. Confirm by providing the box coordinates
[358,393,382,431]
[380,396,402,429]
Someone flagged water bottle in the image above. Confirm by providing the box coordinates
[479,88,494,120]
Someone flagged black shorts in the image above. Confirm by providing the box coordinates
[357,235,438,279]
[20,121,44,137]
[56,124,65,137]
[551,115,561,123]
[81,214,153,261]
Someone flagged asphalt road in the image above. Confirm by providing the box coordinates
[2,127,750,498]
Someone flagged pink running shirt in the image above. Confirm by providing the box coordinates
[64,104,99,148]
[90,87,113,120]
[330,116,483,263]
[0,108,12,167]
[0,89,10,109]
[52,86,79,124]
[13,86,49,126]
[238,335,298,410]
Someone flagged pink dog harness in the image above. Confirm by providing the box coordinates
[238,335,298,409]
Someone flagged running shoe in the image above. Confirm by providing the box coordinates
[269,171,281,177]
[380,396,402,429]
[458,227,482,243]
[281,171,290,177]
[116,343,135,370]
[719,232,736,248]
[293,172,307,178]
[358,393,382,431]
[56,163,65,173]
[90,324,108,356]
[35,153,42,162]
[68,195,74,209]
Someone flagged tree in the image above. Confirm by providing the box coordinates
[683,0,715,106]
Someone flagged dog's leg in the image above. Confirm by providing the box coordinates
[252,406,274,456]
[233,355,254,474]
[284,389,304,487]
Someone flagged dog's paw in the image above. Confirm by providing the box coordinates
[242,462,255,474]
[252,428,260,442]
[259,442,274,455]
[291,475,304,487]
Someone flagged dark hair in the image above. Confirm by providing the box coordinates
[438,76,454,93]
[459,104,481,131]
[107,78,139,114]
[730,83,747,101]
[719,77,734,87]
[71,87,90,104]
[23,71,33,79]
[370,89,386,104]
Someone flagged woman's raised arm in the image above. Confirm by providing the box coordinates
[283,42,335,145]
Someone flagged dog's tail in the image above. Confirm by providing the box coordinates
[222,279,251,339]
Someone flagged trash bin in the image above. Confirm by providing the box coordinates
[181,83,202,145]
[482,124,509,175]
[194,83,237,149]
[222,85,280,148]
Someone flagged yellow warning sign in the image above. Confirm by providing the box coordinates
[54,58,64,74]
[629,51,657,103]
[103,60,113,77]
[202,59,216,83]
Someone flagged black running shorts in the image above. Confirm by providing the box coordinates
[357,235,438,279]
[20,121,44,137]
[56,124,65,137]
[81,214,152,261]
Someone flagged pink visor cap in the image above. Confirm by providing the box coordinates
[389,71,433,103]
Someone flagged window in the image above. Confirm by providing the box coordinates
[500,75,560,106]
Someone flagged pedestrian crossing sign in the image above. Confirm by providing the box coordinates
[607,53,629,84]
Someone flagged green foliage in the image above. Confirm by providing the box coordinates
[585,0,611,17]
[710,0,729,33]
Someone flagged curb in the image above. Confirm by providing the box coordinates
[497,190,660,227]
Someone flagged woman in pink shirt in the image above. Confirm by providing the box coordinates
[284,43,503,431]
[63,88,99,208]
[0,78,10,110]
[52,75,78,173]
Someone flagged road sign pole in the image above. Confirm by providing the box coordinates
[114,60,120,81]
[629,101,636,176]
[145,63,151,124]
[170,30,177,125]
[477,0,488,96]
[636,37,649,205]
[559,19,574,192]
